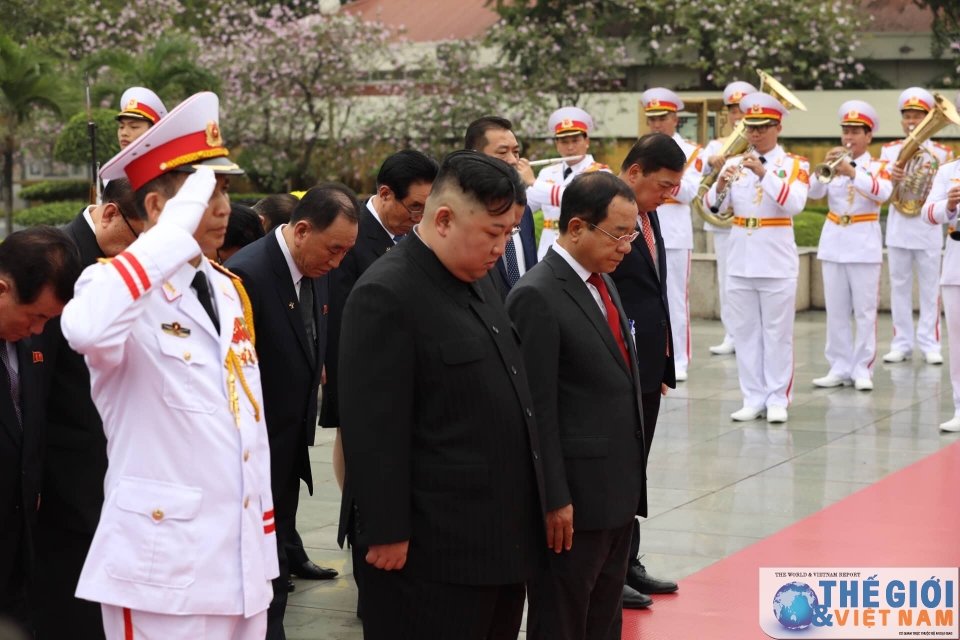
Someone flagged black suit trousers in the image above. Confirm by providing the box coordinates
[630,390,662,560]
[527,519,634,640]
[356,561,525,640]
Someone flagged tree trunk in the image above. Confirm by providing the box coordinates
[3,144,13,236]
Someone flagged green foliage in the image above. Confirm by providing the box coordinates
[19,180,89,202]
[793,210,828,247]
[14,201,84,227]
[230,193,275,206]
[53,109,122,167]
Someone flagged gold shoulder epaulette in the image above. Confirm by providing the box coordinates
[786,153,808,163]
[685,139,703,149]
[934,141,952,152]
[585,162,609,173]
[208,259,242,281]
[883,140,902,148]
[97,257,114,264]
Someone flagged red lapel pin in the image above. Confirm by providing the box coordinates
[32,351,43,363]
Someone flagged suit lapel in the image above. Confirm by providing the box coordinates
[0,342,21,448]
[648,211,667,289]
[67,211,105,266]
[604,274,641,386]
[267,234,312,362]
[361,201,394,259]
[547,251,631,378]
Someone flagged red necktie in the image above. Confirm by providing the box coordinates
[586,273,631,372]
[638,212,657,267]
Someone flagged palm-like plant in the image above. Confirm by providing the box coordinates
[85,35,220,109]
[0,34,67,235]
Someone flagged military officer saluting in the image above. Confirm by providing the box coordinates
[703,81,758,356]
[641,87,705,381]
[60,92,278,639]
[704,93,810,423]
[526,107,610,259]
[921,91,960,431]
[809,101,892,391]
[882,87,954,366]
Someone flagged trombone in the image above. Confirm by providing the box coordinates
[813,144,853,184]
[528,155,584,167]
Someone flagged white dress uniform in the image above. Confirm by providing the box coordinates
[703,93,810,421]
[61,92,277,640]
[527,107,611,259]
[702,81,758,353]
[921,157,960,427]
[882,88,954,362]
[809,101,893,387]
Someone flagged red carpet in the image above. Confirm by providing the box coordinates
[623,440,960,639]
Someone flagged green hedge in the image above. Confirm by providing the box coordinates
[20,181,90,203]
[230,193,274,205]
[14,201,84,227]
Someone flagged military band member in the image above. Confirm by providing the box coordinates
[641,88,705,381]
[882,87,953,365]
[60,92,278,639]
[920,93,960,431]
[809,101,892,391]
[703,81,757,356]
[116,87,167,150]
[527,107,610,259]
[703,93,810,423]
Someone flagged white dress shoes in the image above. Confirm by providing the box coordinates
[940,415,960,432]
[766,406,788,423]
[675,369,688,382]
[731,406,765,422]
[812,374,852,388]
[854,378,873,391]
[709,341,735,355]
[925,352,944,365]
[882,350,908,363]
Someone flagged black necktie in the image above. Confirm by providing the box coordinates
[191,271,220,334]
[0,340,21,427]
[563,166,573,180]
[393,234,405,244]
[300,277,317,368]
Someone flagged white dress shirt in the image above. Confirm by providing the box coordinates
[552,242,606,319]
[83,205,97,233]
[367,198,400,245]
[275,225,306,299]
[4,340,17,376]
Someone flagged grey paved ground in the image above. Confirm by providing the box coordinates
[288,311,959,639]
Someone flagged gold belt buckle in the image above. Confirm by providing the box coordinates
[744,217,760,229]
[839,214,851,227]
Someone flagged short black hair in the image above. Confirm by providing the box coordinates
[464,116,514,151]
[377,150,440,201]
[102,177,136,221]
[559,172,636,233]
[431,151,522,216]
[252,193,299,233]
[0,225,82,304]
[620,133,686,175]
[290,182,361,231]
[224,204,265,251]
[133,172,185,221]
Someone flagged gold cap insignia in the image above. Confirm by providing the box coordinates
[846,109,859,119]
[649,98,660,107]
[206,121,223,147]
[126,98,139,110]
[561,118,573,129]
[751,103,763,114]
[731,91,743,102]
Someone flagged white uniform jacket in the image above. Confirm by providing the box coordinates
[922,159,960,286]
[703,145,810,279]
[61,201,279,616]
[702,137,730,234]
[882,139,954,250]
[809,151,892,264]
[527,154,610,259]
[657,133,705,249]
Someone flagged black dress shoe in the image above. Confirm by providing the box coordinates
[290,560,338,580]
[627,558,678,594]
[287,578,296,592]
[622,584,653,609]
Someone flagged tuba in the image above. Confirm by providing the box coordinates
[890,93,960,216]
[694,70,808,228]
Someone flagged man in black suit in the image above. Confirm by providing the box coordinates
[0,227,82,633]
[464,116,538,293]
[31,179,143,640]
[322,149,439,493]
[226,184,360,640]
[611,133,687,607]
[337,152,545,639]
[507,172,646,640]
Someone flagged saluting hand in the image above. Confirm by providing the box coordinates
[366,540,409,571]
[546,504,574,553]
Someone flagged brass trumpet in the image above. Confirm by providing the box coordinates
[813,145,853,184]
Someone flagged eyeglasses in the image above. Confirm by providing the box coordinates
[511,225,521,237]
[397,199,425,219]
[745,124,773,134]
[588,222,639,245]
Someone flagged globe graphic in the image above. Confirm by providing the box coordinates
[772,582,820,630]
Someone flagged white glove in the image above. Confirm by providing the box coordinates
[159,167,217,234]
